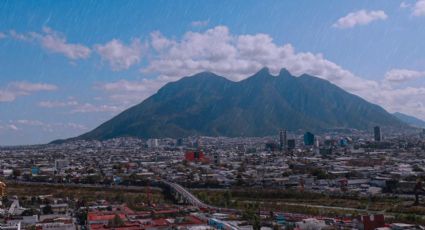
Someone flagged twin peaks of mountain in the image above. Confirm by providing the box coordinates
[74,68,407,140]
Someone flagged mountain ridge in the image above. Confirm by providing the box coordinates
[57,68,408,142]
[393,112,425,128]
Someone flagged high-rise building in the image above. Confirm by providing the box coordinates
[147,138,159,148]
[176,138,183,146]
[279,129,287,151]
[213,152,221,165]
[374,126,382,142]
[265,142,279,152]
[195,137,202,149]
[55,159,69,172]
[304,132,315,146]
[185,150,206,162]
[287,139,296,150]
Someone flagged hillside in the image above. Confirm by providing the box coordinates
[72,68,407,140]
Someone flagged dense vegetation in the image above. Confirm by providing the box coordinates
[192,188,425,224]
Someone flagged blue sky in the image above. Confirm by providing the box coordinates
[1,0,425,145]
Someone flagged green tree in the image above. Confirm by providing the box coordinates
[224,190,232,208]
[13,169,21,178]
[42,204,53,214]
[236,173,244,186]
[76,209,88,225]
[413,165,424,172]
[22,208,39,216]
[242,203,261,230]
[108,214,124,227]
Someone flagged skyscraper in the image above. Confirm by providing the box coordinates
[287,139,296,150]
[279,129,287,151]
[304,132,315,146]
[374,126,382,142]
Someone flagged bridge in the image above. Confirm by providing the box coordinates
[159,180,213,208]
[158,180,238,213]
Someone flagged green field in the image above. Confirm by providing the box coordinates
[192,188,425,224]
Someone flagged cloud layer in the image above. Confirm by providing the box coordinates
[95,39,145,71]
[191,20,210,27]
[39,27,91,60]
[0,119,87,133]
[332,10,387,29]
[138,26,425,120]
[38,98,122,113]
[144,26,376,92]
[3,24,425,122]
[413,0,425,16]
[385,69,425,83]
[0,82,57,102]
[7,27,91,60]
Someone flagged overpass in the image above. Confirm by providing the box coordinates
[160,180,213,209]
[159,180,238,213]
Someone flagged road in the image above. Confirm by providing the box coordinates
[161,180,213,208]
[6,180,161,191]
[160,180,240,213]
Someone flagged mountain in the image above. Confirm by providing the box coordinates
[393,112,425,128]
[70,68,407,141]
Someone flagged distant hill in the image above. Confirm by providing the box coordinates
[393,112,425,128]
[63,68,407,141]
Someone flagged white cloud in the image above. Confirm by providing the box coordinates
[144,26,240,79]
[400,0,425,16]
[0,81,58,102]
[8,27,91,60]
[0,91,16,102]
[39,27,91,60]
[7,124,19,131]
[0,32,6,39]
[5,25,425,121]
[191,20,210,27]
[8,28,144,68]
[400,2,411,8]
[95,38,144,71]
[0,119,87,133]
[0,122,19,132]
[10,82,58,92]
[98,80,147,92]
[38,98,123,113]
[412,0,425,16]
[38,100,78,108]
[385,69,425,83]
[144,25,370,91]
[8,30,36,41]
[70,103,122,113]
[150,31,175,51]
[138,25,425,120]
[95,78,167,105]
[332,10,388,29]
[34,80,155,114]
[65,122,87,130]
[15,119,44,126]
